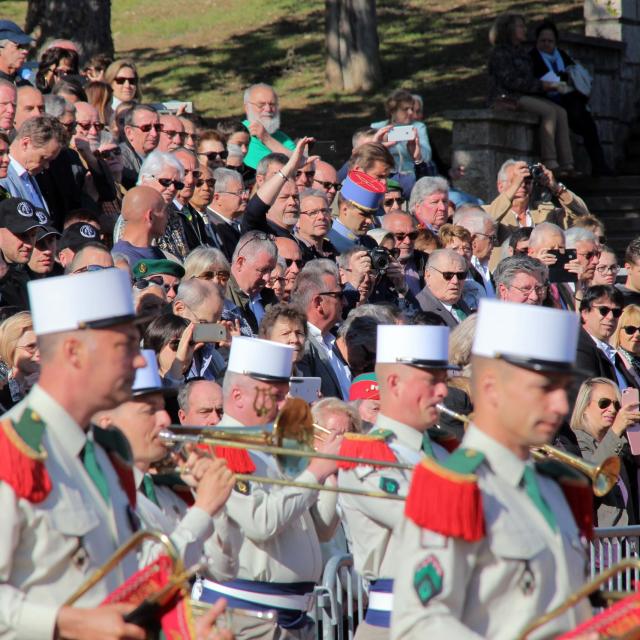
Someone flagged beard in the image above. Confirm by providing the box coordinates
[247,106,281,135]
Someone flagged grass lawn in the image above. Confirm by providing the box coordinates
[3,0,583,157]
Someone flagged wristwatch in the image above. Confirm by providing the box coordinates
[553,182,567,197]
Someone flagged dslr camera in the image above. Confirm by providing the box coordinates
[527,162,545,181]
[368,246,399,273]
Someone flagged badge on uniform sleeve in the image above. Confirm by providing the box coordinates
[379,477,399,495]
[234,479,251,495]
[413,555,443,606]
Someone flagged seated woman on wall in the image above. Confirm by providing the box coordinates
[487,13,577,177]
[530,19,612,177]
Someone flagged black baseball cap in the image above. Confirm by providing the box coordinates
[0,198,49,234]
[57,222,102,253]
[0,21,33,46]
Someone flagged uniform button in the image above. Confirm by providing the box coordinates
[30,411,41,422]
[465,449,477,457]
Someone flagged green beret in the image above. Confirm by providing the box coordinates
[386,179,402,193]
[132,259,185,280]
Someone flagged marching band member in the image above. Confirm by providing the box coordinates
[391,301,592,639]
[337,324,458,640]
[193,336,341,640]
[0,269,147,639]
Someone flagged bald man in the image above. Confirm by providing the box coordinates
[111,186,169,263]
[313,160,339,205]
[275,236,303,302]
[66,243,114,274]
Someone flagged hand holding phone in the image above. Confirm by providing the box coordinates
[387,125,414,142]
[620,388,640,453]
[192,323,229,343]
[547,249,578,283]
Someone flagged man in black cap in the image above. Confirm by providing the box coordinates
[0,197,48,307]
[56,221,102,269]
[0,21,32,86]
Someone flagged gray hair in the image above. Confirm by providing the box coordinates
[409,176,449,215]
[427,248,467,270]
[565,227,597,249]
[453,206,495,235]
[337,304,396,339]
[174,278,220,309]
[312,397,361,433]
[411,94,423,110]
[44,94,73,118]
[213,167,243,194]
[138,150,184,184]
[256,152,288,177]
[336,245,365,271]
[493,255,549,290]
[183,246,230,280]
[231,230,277,263]
[381,211,415,230]
[99,130,116,146]
[449,315,478,371]
[293,259,340,312]
[497,158,522,184]
[299,188,328,204]
[243,83,277,106]
[528,222,565,249]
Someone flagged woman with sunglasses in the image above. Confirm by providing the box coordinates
[569,377,640,526]
[105,59,141,108]
[197,130,228,170]
[35,46,79,94]
[611,305,640,389]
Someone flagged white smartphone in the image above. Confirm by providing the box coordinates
[289,377,322,404]
[622,388,640,454]
[387,125,414,142]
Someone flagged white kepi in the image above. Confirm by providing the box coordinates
[376,324,459,370]
[28,268,137,335]
[227,336,295,382]
[132,349,175,396]
[472,299,580,372]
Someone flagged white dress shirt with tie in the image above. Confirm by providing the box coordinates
[308,322,352,399]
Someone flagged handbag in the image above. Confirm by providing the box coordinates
[566,62,592,97]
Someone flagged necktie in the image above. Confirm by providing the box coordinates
[452,305,467,322]
[421,434,434,458]
[81,437,110,504]
[522,466,557,531]
[142,474,160,507]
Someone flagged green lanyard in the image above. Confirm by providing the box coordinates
[522,466,557,531]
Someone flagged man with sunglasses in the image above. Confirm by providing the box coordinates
[382,179,405,215]
[0,20,33,86]
[133,258,184,302]
[416,249,472,328]
[275,236,303,302]
[312,160,340,206]
[120,104,160,189]
[158,113,186,153]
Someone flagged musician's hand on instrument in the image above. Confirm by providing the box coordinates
[195,598,233,640]
[194,457,235,516]
[56,603,146,639]
[307,432,343,483]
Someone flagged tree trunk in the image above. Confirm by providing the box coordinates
[325,0,382,92]
[25,0,113,61]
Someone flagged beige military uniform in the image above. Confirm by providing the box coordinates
[0,385,139,640]
[390,425,591,640]
[134,468,241,580]
[338,414,449,640]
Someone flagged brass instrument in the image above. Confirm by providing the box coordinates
[531,444,620,497]
[436,403,471,425]
[517,559,640,639]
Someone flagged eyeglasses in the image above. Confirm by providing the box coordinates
[597,397,621,411]
[509,283,548,297]
[114,76,138,85]
[130,123,161,133]
[218,189,248,197]
[133,275,179,294]
[295,170,315,180]
[195,178,216,188]
[2,42,30,52]
[152,176,185,190]
[269,276,285,287]
[61,121,77,133]
[384,197,405,207]
[595,306,623,318]
[160,128,186,140]
[200,150,228,161]
[94,147,122,159]
[185,133,200,144]
[623,325,640,336]
[247,101,277,110]
[284,258,303,269]
[392,231,418,242]
[184,169,201,180]
[595,264,619,274]
[313,178,341,191]
[475,232,497,243]
[300,207,331,217]
[430,266,468,281]
[318,289,344,299]
[52,68,69,79]
[577,250,601,261]
[76,121,105,132]
[73,264,109,274]
[167,338,195,351]
[196,270,230,283]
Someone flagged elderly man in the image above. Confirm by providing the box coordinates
[194,336,340,640]
[0,79,16,133]
[178,378,224,426]
[409,176,449,232]
[313,159,340,205]
[275,236,303,302]
[0,115,66,213]
[296,188,337,262]
[494,254,549,305]
[454,206,497,297]
[226,230,278,334]
[416,249,472,327]
[120,104,160,188]
[485,159,589,242]
[242,83,295,169]
[391,301,592,638]
[0,268,148,640]
[111,185,169,263]
[296,259,351,400]
[209,167,248,261]
[158,113,186,153]
[14,85,45,129]
[565,227,600,287]
[0,20,32,86]
[339,325,455,640]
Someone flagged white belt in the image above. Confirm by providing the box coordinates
[368,591,393,612]
[197,579,314,612]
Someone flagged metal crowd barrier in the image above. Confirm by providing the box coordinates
[312,526,640,640]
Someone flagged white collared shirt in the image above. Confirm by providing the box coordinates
[308,322,352,399]
[590,334,628,391]
[9,156,48,211]
[471,255,495,297]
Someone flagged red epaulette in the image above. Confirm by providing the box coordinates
[213,445,256,474]
[0,413,52,503]
[429,430,460,453]
[337,430,398,470]
[405,449,485,542]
